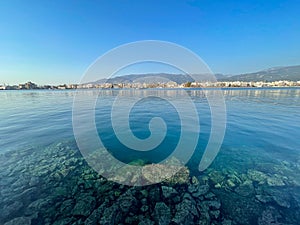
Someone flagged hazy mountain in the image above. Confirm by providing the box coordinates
[88,65,300,84]
[220,65,300,82]
[91,73,226,84]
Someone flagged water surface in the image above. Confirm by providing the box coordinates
[0,88,299,225]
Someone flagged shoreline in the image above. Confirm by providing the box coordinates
[1,86,300,91]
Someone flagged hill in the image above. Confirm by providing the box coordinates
[88,65,300,84]
[220,65,300,82]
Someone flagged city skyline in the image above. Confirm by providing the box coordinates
[1,0,300,85]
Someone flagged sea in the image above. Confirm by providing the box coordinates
[0,87,299,225]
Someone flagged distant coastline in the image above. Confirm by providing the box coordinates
[3,65,300,90]
[1,80,300,90]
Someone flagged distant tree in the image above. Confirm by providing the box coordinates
[185,81,192,87]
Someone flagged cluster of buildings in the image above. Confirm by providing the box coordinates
[73,80,300,89]
[0,82,78,90]
[187,80,300,88]
[1,80,300,90]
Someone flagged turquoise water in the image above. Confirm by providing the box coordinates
[0,88,299,224]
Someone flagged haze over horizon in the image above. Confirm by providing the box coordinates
[1,0,300,85]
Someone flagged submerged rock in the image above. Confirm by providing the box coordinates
[100,204,121,225]
[161,186,178,198]
[72,195,96,217]
[84,200,109,225]
[266,175,285,187]
[209,210,220,219]
[152,202,171,225]
[247,169,268,183]
[4,217,31,225]
[173,198,198,225]
[208,170,225,184]
[138,218,155,225]
[235,181,255,197]
[258,206,282,225]
[142,163,190,184]
[206,200,221,210]
[2,201,24,218]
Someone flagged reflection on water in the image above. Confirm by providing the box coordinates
[0,88,299,224]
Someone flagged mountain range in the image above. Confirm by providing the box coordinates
[89,65,300,84]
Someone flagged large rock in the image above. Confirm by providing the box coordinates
[118,193,137,213]
[148,186,161,202]
[142,157,190,185]
[189,184,210,198]
[84,200,109,225]
[161,186,178,199]
[72,195,96,217]
[141,164,185,184]
[152,202,171,225]
[172,198,198,224]
[100,204,122,225]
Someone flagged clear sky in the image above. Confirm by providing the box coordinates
[1,0,300,85]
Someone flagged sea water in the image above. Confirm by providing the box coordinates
[0,88,299,224]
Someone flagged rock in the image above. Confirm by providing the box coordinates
[142,162,189,185]
[206,200,221,210]
[138,218,155,225]
[209,170,225,184]
[52,217,74,225]
[226,179,236,188]
[258,206,282,225]
[264,187,292,208]
[247,170,268,183]
[173,199,198,224]
[235,181,255,197]
[182,192,193,200]
[210,210,220,219]
[222,219,232,225]
[11,176,29,189]
[161,186,178,198]
[2,201,24,217]
[148,186,161,202]
[196,201,211,224]
[72,195,96,217]
[187,176,201,193]
[84,200,109,225]
[255,194,273,204]
[99,204,122,225]
[204,192,216,199]
[125,216,139,224]
[140,189,148,198]
[272,193,291,208]
[25,198,53,216]
[1,187,14,198]
[214,183,221,189]
[140,205,149,212]
[141,198,148,205]
[153,202,171,225]
[59,199,74,214]
[267,175,285,186]
[191,176,200,185]
[190,184,210,198]
[4,217,31,225]
[14,187,38,202]
[29,177,40,186]
[118,194,137,213]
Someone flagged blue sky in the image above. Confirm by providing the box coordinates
[0,0,300,85]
